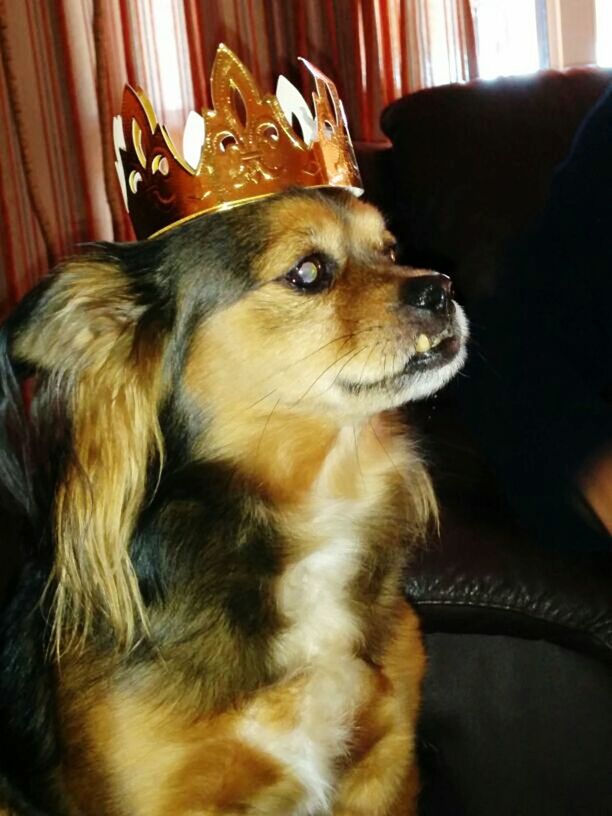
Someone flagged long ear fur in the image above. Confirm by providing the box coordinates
[9,259,167,653]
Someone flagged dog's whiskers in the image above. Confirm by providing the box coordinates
[243,326,382,411]
[352,422,365,486]
[254,396,281,460]
[368,418,403,481]
[354,339,383,389]
[293,345,367,406]
[326,344,375,393]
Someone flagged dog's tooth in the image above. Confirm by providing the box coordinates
[415,334,431,353]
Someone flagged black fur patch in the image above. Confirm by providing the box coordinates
[0,566,61,813]
[131,459,282,710]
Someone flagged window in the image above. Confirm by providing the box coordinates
[472,0,612,79]
[472,0,544,79]
[596,0,612,66]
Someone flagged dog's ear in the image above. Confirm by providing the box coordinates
[7,256,167,652]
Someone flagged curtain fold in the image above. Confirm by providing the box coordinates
[0,0,477,312]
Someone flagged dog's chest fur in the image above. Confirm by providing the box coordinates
[59,423,414,815]
[237,423,412,813]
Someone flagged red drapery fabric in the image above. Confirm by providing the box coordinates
[182,0,477,142]
[0,0,477,314]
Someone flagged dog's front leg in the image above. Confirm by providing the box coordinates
[331,603,425,816]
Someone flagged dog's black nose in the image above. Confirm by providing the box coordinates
[400,274,452,314]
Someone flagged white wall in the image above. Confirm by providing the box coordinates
[546,0,597,68]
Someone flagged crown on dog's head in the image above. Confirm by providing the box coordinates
[113,43,363,239]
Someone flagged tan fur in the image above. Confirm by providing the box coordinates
[332,604,426,815]
[237,421,430,814]
[13,262,166,652]
[59,607,425,816]
[61,682,291,816]
[251,194,390,285]
[184,197,444,508]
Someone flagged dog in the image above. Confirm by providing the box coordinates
[0,186,467,815]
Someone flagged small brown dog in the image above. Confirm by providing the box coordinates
[0,186,467,815]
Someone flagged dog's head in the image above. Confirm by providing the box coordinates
[0,187,467,649]
[179,188,467,421]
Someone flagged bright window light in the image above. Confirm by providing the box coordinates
[142,0,194,145]
[596,0,612,66]
[472,0,542,79]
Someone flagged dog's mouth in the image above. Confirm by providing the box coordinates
[404,333,461,372]
[338,329,463,396]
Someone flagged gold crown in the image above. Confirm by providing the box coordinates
[113,44,363,239]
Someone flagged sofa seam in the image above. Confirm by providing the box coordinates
[410,597,612,652]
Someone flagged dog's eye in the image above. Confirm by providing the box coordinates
[384,244,398,263]
[286,254,333,292]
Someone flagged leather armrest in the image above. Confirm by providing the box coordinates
[404,507,612,663]
[353,142,395,216]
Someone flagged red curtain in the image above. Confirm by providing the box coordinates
[0,0,477,314]
[183,0,477,142]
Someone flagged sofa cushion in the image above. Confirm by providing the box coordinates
[417,633,612,815]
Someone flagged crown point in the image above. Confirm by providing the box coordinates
[112,116,129,210]
[276,75,316,146]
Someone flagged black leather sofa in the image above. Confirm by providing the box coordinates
[356,68,612,814]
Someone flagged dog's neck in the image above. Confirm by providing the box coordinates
[196,404,402,506]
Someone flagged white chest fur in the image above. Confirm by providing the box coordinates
[239,424,407,814]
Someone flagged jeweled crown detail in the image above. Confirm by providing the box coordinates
[114,44,363,239]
